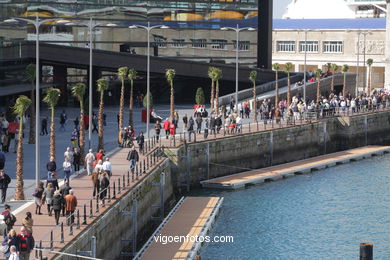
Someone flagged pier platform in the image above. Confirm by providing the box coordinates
[201,145,390,190]
[135,196,223,260]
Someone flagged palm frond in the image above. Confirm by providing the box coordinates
[13,95,32,116]
[117,66,128,81]
[71,83,86,102]
[128,69,137,80]
[43,88,61,108]
[97,78,109,92]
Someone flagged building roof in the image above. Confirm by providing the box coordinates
[283,0,356,19]
[273,18,386,30]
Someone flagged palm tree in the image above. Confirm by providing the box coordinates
[342,64,350,97]
[72,83,86,163]
[284,62,293,106]
[97,78,109,150]
[366,58,373,95]
[326,63,332,73]
[117,66,128,145]
[249,70,257,122]
[43,88,61,160]
[128,69,137,126]
[165,69,176,120]
[13,95,31,200]
[315,69,322,103]
[208,67,216,113]
[330,63,339,92]
[213,68,223,115]
[26,64,36,144]
[272,63,280,106]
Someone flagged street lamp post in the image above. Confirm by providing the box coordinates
[356,32,360,96]
[221,25,255,110]
[129,22,169,138]
[4,12,57,186]
[303,29,309,103]
[359,30,372,93]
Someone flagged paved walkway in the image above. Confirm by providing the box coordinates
[136,197,223,260]
[201,145,390,189]
[8,141,164,259]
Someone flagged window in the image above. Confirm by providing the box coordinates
[153,34,167,48]
[323,41,343,53]
[299,41,319,53]
[233,40,250,51]
[211,39,227,50]
[191,38,207,48]
[276,41,295,52]
[172,39,186,48]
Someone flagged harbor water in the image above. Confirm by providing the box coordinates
[197,154,390,259]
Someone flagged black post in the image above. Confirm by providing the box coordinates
[132,169,135,182]
[360,243,373,260]
[123,174,126,189]
[69,222,73,236]
[76,209,80,229]
[60,222,64,243]
[127,171,130,186]
[108,184,111,203]
[257,0,273,69]
[50,230,53,249]
[143,159,146,173]
[118,178,121,194]
[39,240,43,260]
[96,196,99,213]
[89,199,93,218]
[136,163,139,181]
[113,181,116,199]
[83,204,87,225]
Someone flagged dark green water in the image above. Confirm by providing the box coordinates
[194,154,390,260]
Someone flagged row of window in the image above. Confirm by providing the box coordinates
[276,41,344,53]
[153,35,250,50]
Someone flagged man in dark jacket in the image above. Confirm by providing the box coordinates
[60,180,72,216]
[210,116,216,135]
[0,170,11,203]
[51,190,64,225]
[182,114,188,129]
[187,117,194,142]
[137,132,145,154]
[41,117,48,135]
[195,116,202,134]
[0,151,5,170]
[16,227,35,260]
[127,147,139,174]
[46,156,56,179]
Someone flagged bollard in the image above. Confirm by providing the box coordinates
[123,174,125,190]
[194,132,196,142]
[69,222,73,236]
[96,196,99,213]
[180,133,182,142]
[113,181,116,199]
[136,164,139,181]
[249,122,251,132]
[132,170,135,182]
[39,240,43,260]
[50,230,53,249]
[108,184,111,203]
[89,200,93,218]
[102,194,106,208]
[118,178,121,194]
[146,155,149,170]
[127,171,130,186]
[60,222,64,243]
[143,159,146,173]
[257,121,259,131]
[173,135,176,146]
[272,119,274,129]
[35,244,39,259]
[76,209,80,229]
[360,243,373,260]
[83,204,87,225]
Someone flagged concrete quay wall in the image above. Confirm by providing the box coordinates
[53,158,175,260]
[167,110,390,187]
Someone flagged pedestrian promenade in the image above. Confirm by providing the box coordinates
[201,145,390,189]
[135,196,223,260]
[8,140,164,259]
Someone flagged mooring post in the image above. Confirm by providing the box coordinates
[360,243,373,260]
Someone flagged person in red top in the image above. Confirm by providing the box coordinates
[163,118,170,139]
[16,226,35,260]
[95,149,104,162]
[169,122,175,136]
[83,114,89,130]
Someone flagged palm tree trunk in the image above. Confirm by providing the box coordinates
[275,72,279,106]
[343,74,347,98]
[129,80,134,126]
[98,92,104,150]
[14,117,25,200]
[50,107,56,160]
[317,80,321,103]
[215,80,219,115]
[210,80,215,114]
[253,82,257,122]
[79,102,85,165]
[368,66,371,95]
[331,75,335,92]
[170,84,175,121]
[28,87,35,144]
[287,73,291,107]
[118,79,125,144]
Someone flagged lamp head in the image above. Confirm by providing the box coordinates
[247,27,255,31]
[160,25,169,29]
[55,19,71,25]
[220,27,228,31]
[129,25,138,29]
[106,23,117,27]
[3,18,18,24]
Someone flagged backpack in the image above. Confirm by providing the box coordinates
[4,213,16,226]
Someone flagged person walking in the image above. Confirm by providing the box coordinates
[2,205,16,234]
[46,172,59,190]
[51,190,64,225]
[16,227,34,260]
[0,170,11,203]
[0,150,5,170]
[154,121,161,142]
[62,157,72,183]
[21,212,33,235]
[182,114,188,130]
[59,110,67,132]
[187,116,194,142]
[8,245,18,260]
[40,117,48,136]
[99,172,109,203]
[60,180,71,216]
[163,118,170,139]
[2,229,18,260]
[64,147,74,165]
[95,149,104,162]
[127,147,139,175]
[196,115,202,134]
[46,156,56,180]
[70,128,78,149]
[73,148,81,172]
[64,190,77,226]
[32,182,44,215]
[137,132,145,154]
[102,157,112,177]
[92,113,98,134]
[91,170,100,198]
[85,149,95,176]
[44,183,55,216]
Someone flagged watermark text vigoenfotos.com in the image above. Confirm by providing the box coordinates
[153,234,234,245]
